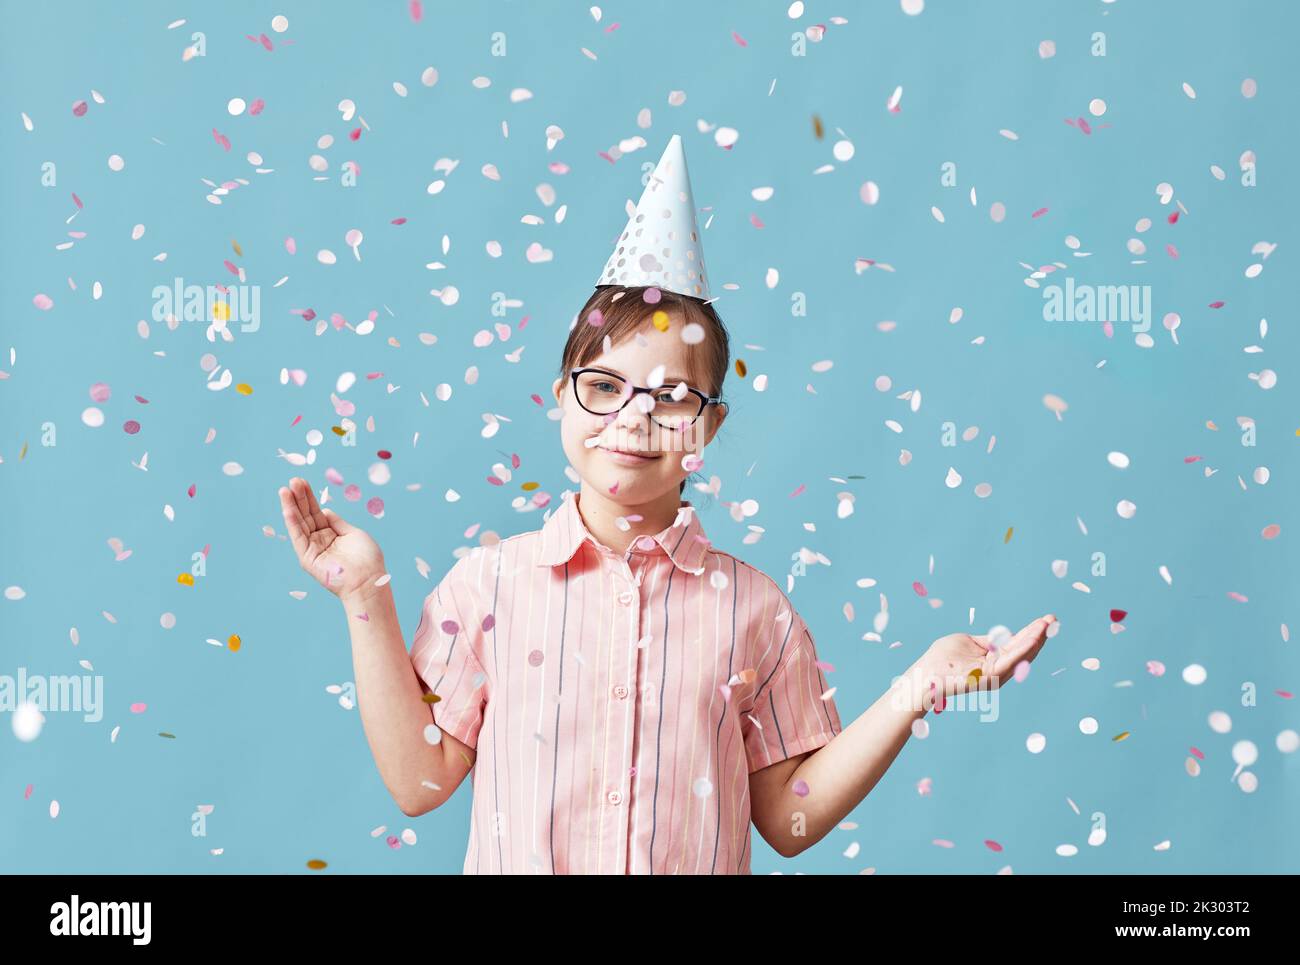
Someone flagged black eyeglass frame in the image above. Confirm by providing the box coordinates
[568,367,727,430]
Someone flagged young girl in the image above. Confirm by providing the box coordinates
[277,136,1056,874]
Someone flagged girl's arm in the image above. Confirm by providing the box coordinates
[340,579,474,816]
[752,614,1056,858]
[278,477,469,817]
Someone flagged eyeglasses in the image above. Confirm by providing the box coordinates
[569,367,726,430]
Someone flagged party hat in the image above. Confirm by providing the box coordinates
[595,134,711,300]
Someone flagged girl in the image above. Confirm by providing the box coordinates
[277,136,1056,874]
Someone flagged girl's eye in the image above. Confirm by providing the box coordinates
[593,380,619,393]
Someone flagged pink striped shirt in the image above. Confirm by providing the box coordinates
[408,489,842,874]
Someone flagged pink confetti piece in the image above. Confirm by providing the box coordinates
[984,839,1004,852]
[33,293,53,310]
[72,100,88,117]
[482,614,495,632]
[1227,591,1248,603]
[732,30,748,47]
[440,619,460,635]
[1031,207,1049,218]
[409,0,423,22]
[913,581,928,597]
[71,192,83,209]
[249,98,265,116]
[1189,746,1205,760]
[791,779,809,797]
[1208,301,1225,309]
[391,217,407,225]
[129,702,147,714]
[1262,524,1280,540]
[790,483,806,498]
[932,839,956,849]
[749,213,765,229]
[212,128,231,152]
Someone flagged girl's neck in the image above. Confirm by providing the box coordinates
[572,483,685,557]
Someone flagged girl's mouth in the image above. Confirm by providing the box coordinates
[599,446,660,466]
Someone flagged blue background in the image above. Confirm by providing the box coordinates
[1,0,1296,873]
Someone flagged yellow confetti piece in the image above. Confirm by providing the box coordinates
[227,634,241,652]
[652,310,670,332]
[735,359,748,378]
[306,859,328,870]
[966,668,983,685]
[232,239,243,256]
[19,442,27,460]
[521,481,539,491]
[159,732,176,739]
[1004,526,1014,544]
[1112,731,1131,742]
[812,114,824,139]
[177,573,194,586]
[210,301,230,322]
[235,383,253,395]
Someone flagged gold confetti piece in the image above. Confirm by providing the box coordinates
[235,383,253,395]
[306,859,328,870]
[812,114,824,139]
[734,359,748,378]
[331,426,347,436]
[1113,731,1131,742]
[227,634,241,652]
[177,573,194,586]
[159,732,176,739]
[967,668,983,684]
[232,239,243,256]
[1004,527,1014,544]
[652,309,670,332]
[521,481,539,491]
[421,693,441,704]
[210,301,230,322]
[19,442,27,460]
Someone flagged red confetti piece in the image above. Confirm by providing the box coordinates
[349,127,362,141]
[391,217,407,225]
[134,395,149,404]
[913,581,928,597]
[187,483,196,498]
[1168,211,1179,224]
[72,192,84,209]
[1190,746,1205,760]
[290,414,302,427]
[1110,608,1127,622]
[487,476,504,486]
[984,839,1004,852]
[377,450,392,460]
[529,394,544,405]
[1183,455,1202,463]
[1208,301,1225,308]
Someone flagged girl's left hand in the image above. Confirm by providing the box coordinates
[911,614,1058,701]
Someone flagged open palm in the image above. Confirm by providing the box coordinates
[919,613,1057,699]
[277,476,384,599]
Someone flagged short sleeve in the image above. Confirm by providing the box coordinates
[742,610,842,773]
[409,555,491,751]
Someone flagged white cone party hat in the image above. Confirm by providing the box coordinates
[595,134,711,300]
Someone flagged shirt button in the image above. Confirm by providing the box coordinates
[613,685,628,699]
[607,790,622,805]
[618,590,635,606]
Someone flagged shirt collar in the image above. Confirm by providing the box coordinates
[537,490,711,575]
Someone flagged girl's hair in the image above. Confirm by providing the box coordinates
[560,285,731,496]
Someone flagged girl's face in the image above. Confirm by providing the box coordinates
[551,314,725,504]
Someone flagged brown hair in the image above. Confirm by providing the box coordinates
[559,285,730,496]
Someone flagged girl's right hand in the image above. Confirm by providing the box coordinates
[278,476,386,601]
